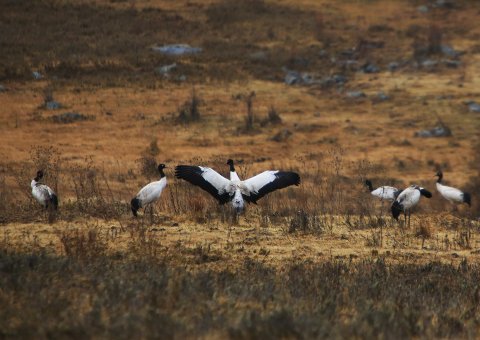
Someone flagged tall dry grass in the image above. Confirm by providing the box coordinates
[1,145,476,231]
[1,226,480,339]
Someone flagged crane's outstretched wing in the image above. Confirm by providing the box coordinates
[241,171,300,203]
[175,165,233,204]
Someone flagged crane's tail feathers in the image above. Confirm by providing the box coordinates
[365,179,373,192]
[463,192,471,207]
[391,201,402,220]
[131,198,141,217]
[50,194,58,210]
[419,188,432,198]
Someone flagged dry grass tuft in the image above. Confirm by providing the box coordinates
[177,88,201,124]
[1,234,480,339]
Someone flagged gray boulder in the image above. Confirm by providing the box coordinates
[388,62,400,72]
[155,63,177,75]
[346,91,366,99]
[414,125,451,137]
[284,70,315,85]
[417,5,429,13]
[362,63,379,73]
[441,45,462,58]
[152,44,202,56]
[45,101,61,110]
[376,91,390,102]
[32,71,43,80]
[51,112,93,124]
[466,101,480,113]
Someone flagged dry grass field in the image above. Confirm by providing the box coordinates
[1,0,480,338]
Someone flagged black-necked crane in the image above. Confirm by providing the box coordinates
[131,164,167,217]
[435,170,471,207]
[175,159,300,213]
[391,185,432,227]
[31,170,58,210]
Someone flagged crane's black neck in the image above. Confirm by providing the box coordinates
[159,168,166,178]
[365,180,373,192]
[436,173,443,183]
[34,172,43,182]
[229,163,235,172]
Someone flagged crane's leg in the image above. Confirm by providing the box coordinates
[230,206,239,225]
[43,202,52,222]
[452,204,458,214]
[47,203,54,224]
[408,211,411,229]
[150,205,155,224]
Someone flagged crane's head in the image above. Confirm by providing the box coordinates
[35,170,44,180]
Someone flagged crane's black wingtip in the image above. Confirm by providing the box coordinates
[174,165,232,204]
[174,165,201,179]
[293,173,301,186]
[279,171,300,186]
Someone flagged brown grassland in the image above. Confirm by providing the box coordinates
[1,0,480,338]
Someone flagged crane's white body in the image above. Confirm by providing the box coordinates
[434,171,471,207]
[134,177,167,208]
[229,170,244,212]
[31,179,56,208]
[131,164,168,217]
[436,182,466,204]
[371,186,399,201]
[395,186,421,210]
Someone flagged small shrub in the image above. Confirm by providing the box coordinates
[68,158,125,219]
[244,91,256,132]
[416,224,432,248]
[288,210,324,235]
[0,172,9,223]
[261,105,282,126]
[177,88,201,123]
[314,12,329,45]
[136,155,159,180]
[59,227,108,260]
[428,24,443,55]
[43,86,54,104]
[146,138,160,157]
